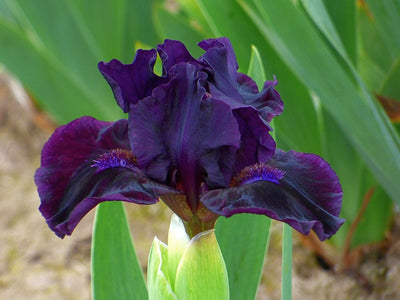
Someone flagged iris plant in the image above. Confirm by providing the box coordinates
[35,37,344,241]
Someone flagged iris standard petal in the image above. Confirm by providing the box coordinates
[129,62,241,193]
[98,49,166,112]
[198,38,284,122]
[35,116,177,238]
[201,150,344,241]
[157,39,197,74]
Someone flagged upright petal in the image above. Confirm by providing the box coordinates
[129,63,241,199]
[201,150,344,241]
[35,117,177,238]
[198,37,239,81]
[98,49,166,112]
[157,39,197,74]
[198,37,284,122]
[197,38,282,170]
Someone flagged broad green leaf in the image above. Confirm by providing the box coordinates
[318,105,393,249]
[357,2,399,94]
[351,186,393,248]
[357,4,394,75]
[241,0,400,204]
[175,0,214,35]
[0,0,19,24]
[123,0,160,60]
[301,0,348,60]
[148,237,178,300]
[321,0,357,64]
[216,215,271,300]
[281,224,292,300]
[175,229,229,300]
[379,57,400,99]
[68,0,159,62]
[152,4,205,57]
[358,52,388,92]
[66,0,127,61]
[317,107,365,247]
[0,0,160,123]
[0,0,124,123]
[196,0,260,70]
[365,0,400,58]
[92,202,148,300]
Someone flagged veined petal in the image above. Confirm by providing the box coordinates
[198,37,284,122]
[157,39,197,75]
[35,116,177,238]
[129,62,241,198]
[98,49,167,112]
[201,150,344,241]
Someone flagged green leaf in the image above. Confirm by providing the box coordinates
[0,0,124,123]
[317,106,393,249]
[196,0,260,70]
[174,0,214,35]
[365,0,400,58]
[0,0,159,123]
[350,179,393,248]
[123,0,159,59]
[379,56,400,99]
[321,0,357,63]
[301,0,356,64]
[175,229,229,300]
[357,4,394,78]
[216,215,271,300]
[281,224,292,300]
[247,45,266,89]
[241,0,400,205]
[152,4,205,58]
[91,202,148,300]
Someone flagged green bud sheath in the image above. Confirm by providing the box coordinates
[148,215,229,300]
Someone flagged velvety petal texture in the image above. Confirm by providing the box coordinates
[201,150,344,241]
[98,49,167,112]
[36,37,344,240]
[35,116,178,238]
[129,63,241,191]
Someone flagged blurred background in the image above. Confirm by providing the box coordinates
[1,0,400,299]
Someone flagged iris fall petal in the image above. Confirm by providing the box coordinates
[35,116,178,238]
[201,150,344,241]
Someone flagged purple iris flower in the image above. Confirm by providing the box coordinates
[35,38,344,240]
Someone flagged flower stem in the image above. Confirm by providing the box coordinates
[183,214,216,239]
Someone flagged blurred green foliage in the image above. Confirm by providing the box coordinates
[1,0,400,299]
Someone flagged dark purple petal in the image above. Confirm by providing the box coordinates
[157,39,196,74]
[197,38,282,170]
[201,150,344,241]
[36,116,117,220]
[35,116,178,238]
[198,37,284,122]
[230,106,276,173]
[129,63,241,195]
[207,87,276,172]
[98,49,166,112]
[47,165,176,238]
[198,37,239,81]
[237,76,283,122]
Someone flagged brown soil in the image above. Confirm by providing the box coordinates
[1,72,400,300]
